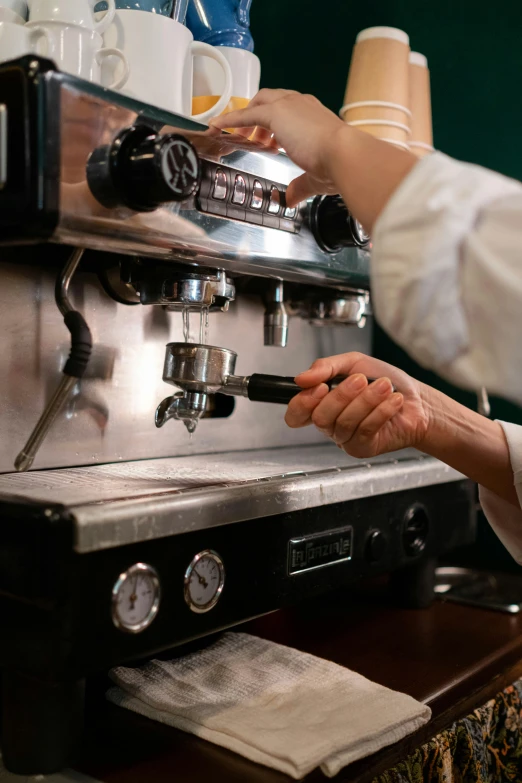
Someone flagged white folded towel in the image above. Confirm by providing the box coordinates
[107,632,431,780]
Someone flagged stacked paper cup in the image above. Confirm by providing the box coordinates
[340,27,412,151]
[408,51,434,156]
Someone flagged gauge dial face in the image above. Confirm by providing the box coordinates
[184,550,225,613]
[112,563,160,633]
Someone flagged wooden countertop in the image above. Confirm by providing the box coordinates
[77,582,522,783]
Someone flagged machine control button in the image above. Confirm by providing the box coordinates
[213,168,228,200]
[311,194,370,252]
[366,530,387,563]
[87,125,200,212]
[284,205,297,219]
[232,174,247,205]
[267,186,281,214]
[402,505,430,557]
[111,562,161,633]
[184,550,225,613]
[251,179,264,209]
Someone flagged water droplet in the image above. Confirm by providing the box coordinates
[184,420,197,435]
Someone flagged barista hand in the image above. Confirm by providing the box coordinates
[208,88,418,229]
[286,352,519,507]
[209,89,344,206]
[285,352,430,458]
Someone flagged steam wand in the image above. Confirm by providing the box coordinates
[14,249,93,472]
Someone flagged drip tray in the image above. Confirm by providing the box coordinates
[0,445,464,554]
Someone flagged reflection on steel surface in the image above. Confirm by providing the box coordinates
[56,79,370,289]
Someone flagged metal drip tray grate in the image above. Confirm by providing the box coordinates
[0,445,464,553]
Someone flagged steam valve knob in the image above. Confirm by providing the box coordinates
[312,195,370,252]
[87,125,200,212]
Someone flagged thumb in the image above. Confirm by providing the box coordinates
[286,173,318,207]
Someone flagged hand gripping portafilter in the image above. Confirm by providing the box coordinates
[155,343,390,433]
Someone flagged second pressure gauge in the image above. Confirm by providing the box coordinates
[184,550,225,613]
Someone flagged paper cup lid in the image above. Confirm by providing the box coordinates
[409,51,428,67]
[356,27,409,45]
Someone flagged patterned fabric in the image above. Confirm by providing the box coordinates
[376,679,522,783]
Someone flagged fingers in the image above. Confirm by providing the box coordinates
[310,374,369,436]
[209,88,301,132]
[343,393,404,450]
[286,173,318,207]
[295,353,365,388]
[285,384,329,428]
[330,380,397,445]
[209,104,273,132]
[248,88,300,107]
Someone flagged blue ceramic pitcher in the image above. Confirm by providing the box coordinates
[94,1,174,14]
[186,0,254,51]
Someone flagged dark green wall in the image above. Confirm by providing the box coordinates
[252,1,522,179]
[251,2,522,568]
[251,0,522,424]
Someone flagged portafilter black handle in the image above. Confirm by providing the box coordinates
[247,374,391,405]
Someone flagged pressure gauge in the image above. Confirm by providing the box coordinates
[112,563,161,633]
[184,550,225,613]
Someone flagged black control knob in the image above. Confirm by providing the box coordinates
[87,125,200,212]
[311,195,370,252]
[366,529,387,563]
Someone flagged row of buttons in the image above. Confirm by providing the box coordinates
[197,162,300,233]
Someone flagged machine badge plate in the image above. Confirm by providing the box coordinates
[288,525,353,575]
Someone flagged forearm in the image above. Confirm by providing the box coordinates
[417,385,518,506]
[325,125,418,232]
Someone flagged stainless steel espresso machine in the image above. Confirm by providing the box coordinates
[0,56,475,775]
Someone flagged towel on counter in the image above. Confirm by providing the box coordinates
[107,632,431,780]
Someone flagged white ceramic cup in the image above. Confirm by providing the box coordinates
[0,19,48,63]
[102,10,233,122]
[26,20,129,89]
[27,0,115,33]
[193,46,260,100]
[0,5,25,23]
[0,0,27,20]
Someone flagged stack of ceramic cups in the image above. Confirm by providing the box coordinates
[187,0,261,120]
[0,0,43,63]
[99,0,234,123]
[341,27,434,155]
[0,0,130,90]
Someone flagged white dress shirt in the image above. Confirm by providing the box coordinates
[372,152,522,562]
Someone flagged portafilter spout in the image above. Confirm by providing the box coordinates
[155,343,393,432]
[155,344,237,433]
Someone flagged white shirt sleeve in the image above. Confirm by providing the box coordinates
[479,421,522,564]
[371,152,522,406]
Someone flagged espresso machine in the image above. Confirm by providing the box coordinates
[0,56,475,775]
